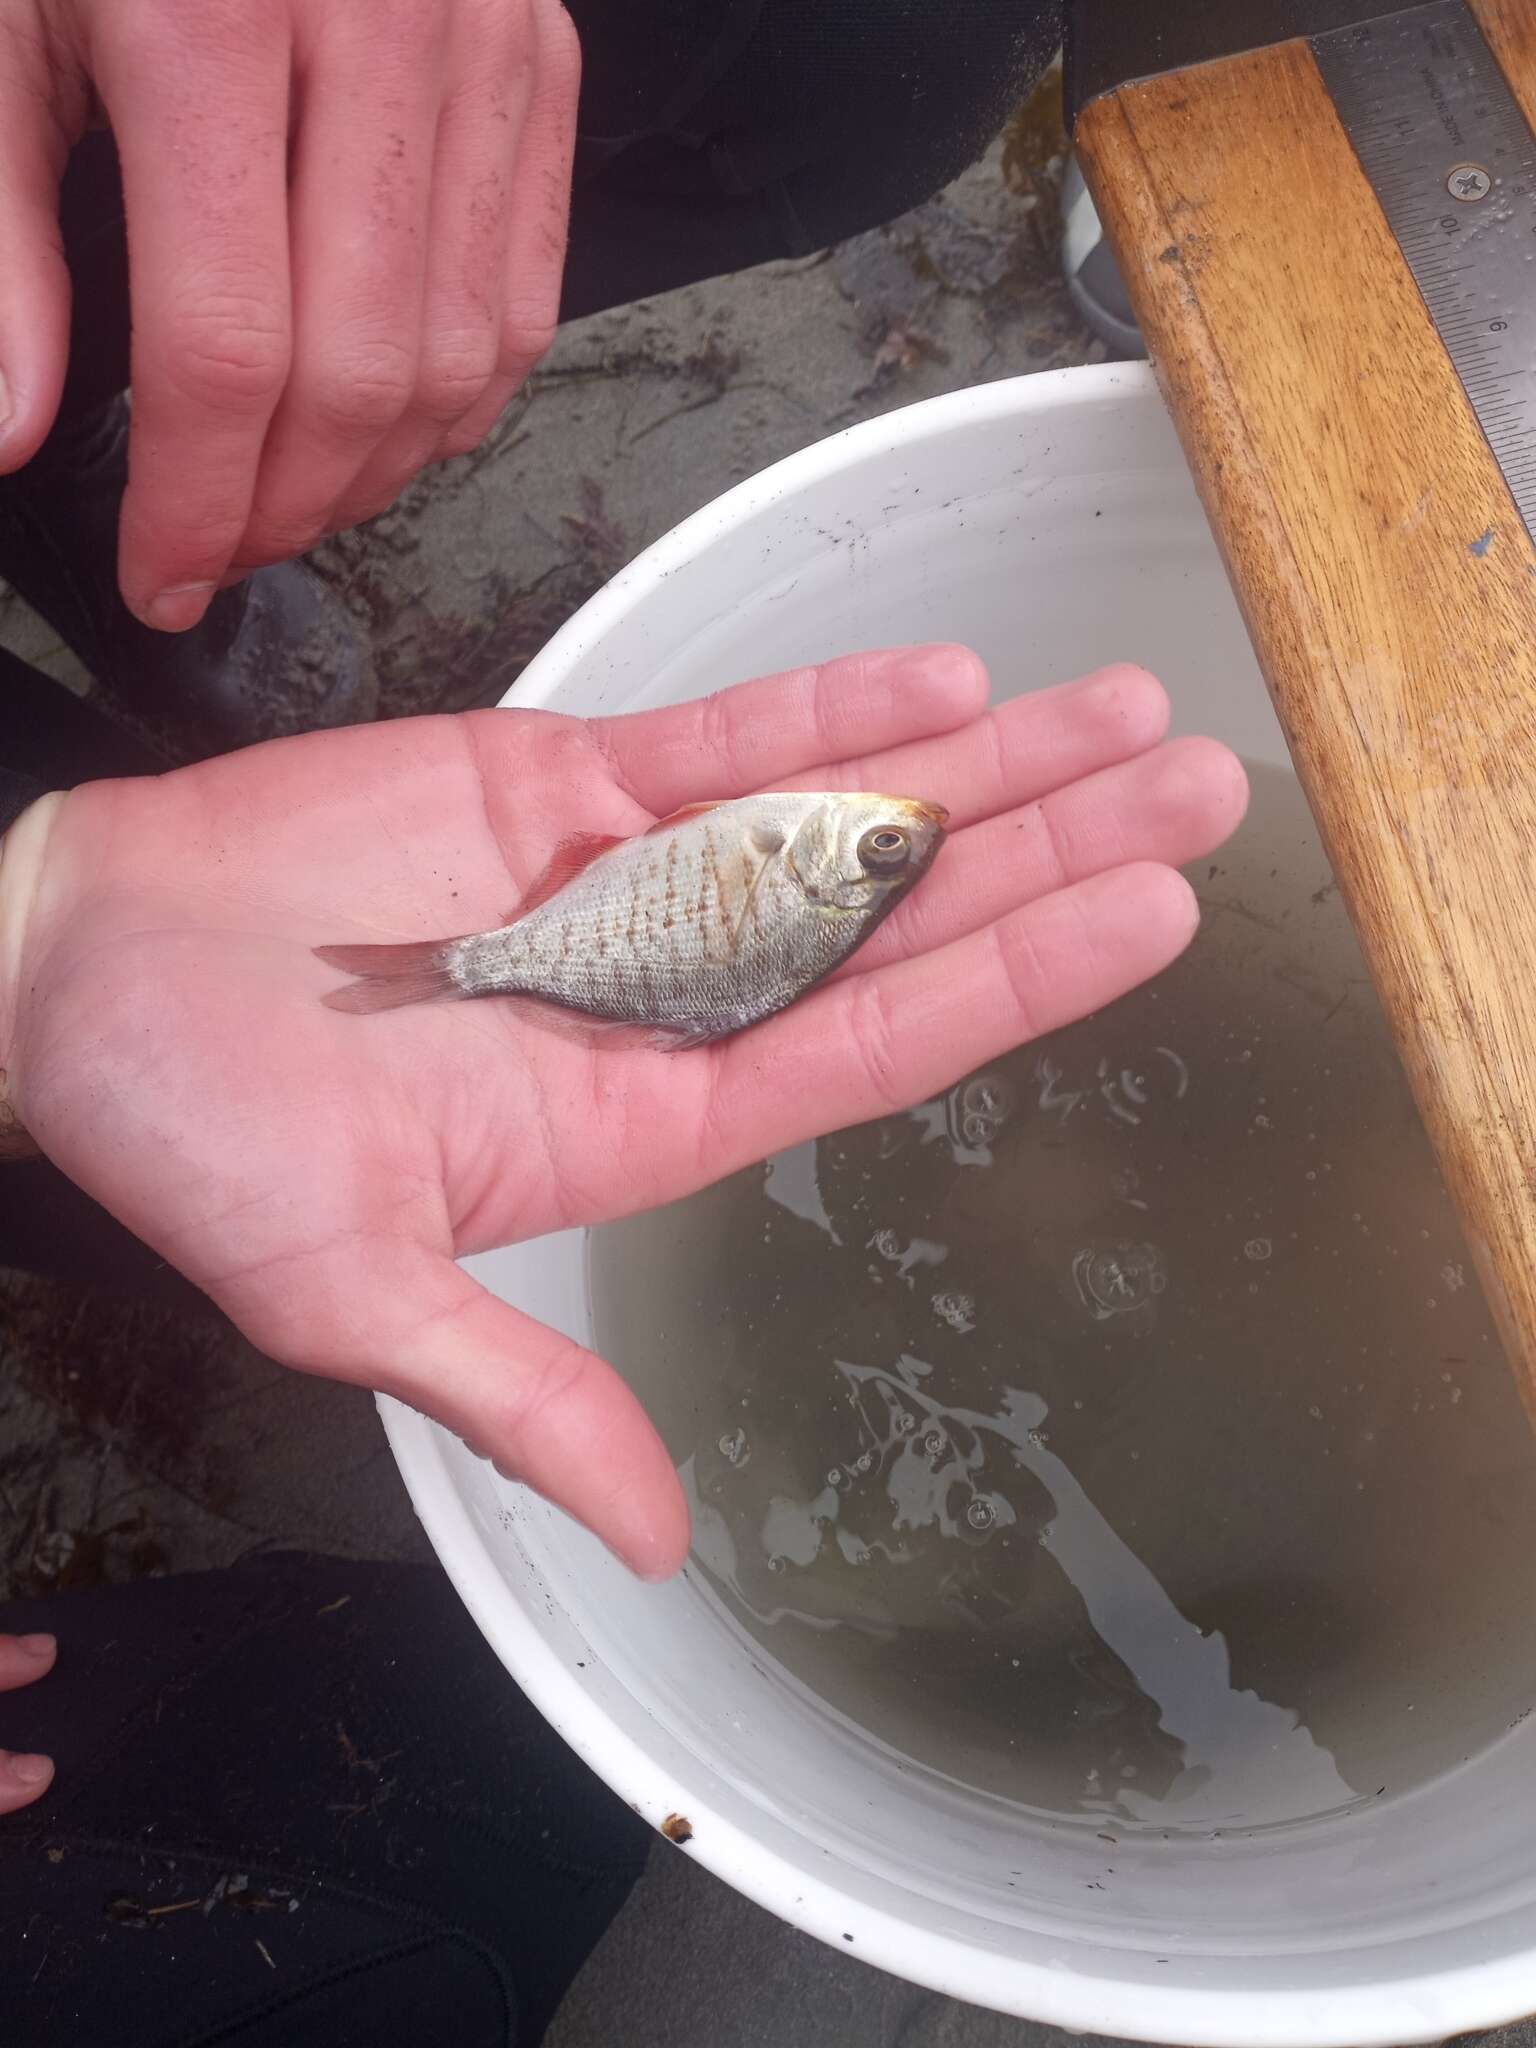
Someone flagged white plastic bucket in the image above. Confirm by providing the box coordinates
[380,363,1536,2047]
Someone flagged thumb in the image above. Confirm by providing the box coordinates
[232,1242,691,1582]
[0,48,78,472]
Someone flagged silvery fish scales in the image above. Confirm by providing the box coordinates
[317,790,947,1047]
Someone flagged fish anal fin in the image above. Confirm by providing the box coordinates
[514,832,625,917]
[504,994,725,1055]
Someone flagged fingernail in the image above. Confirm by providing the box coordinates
[17,1633,55,1659]
[9,1752,53,1786]
[145,581,215,632]
[606,1538,681,1584]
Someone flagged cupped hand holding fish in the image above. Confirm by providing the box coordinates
[0,646,1247,1578]
[315,787,952,1041]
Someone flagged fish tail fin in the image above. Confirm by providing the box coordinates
[315,939,461,1014]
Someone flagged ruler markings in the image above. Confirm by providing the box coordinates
[1313,0,1536,551]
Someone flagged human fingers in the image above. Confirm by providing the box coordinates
[0,30,77,472]
[0,1632,56,1814]
[0,1747,53,1815]
[323,0,579,530]
[228,0,447,572]
[591,657,1169,828]
[93,2,293,627]
[846,736,1248,976]
[700,862,1201,1175]
[436,0,578,461]
[0,1630,56,1692]
[220,1240,689,1580]
[780,664,1173,825]
[582,645,991,812]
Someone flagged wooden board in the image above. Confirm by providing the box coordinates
[1074,12,1536,1403]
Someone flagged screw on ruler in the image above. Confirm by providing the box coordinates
[1447,162,1493,201]
[1313,0,1536,542]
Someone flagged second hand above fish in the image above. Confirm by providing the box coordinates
[316,790,948,1049]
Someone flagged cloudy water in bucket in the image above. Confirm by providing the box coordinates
[590,763,1536,1833]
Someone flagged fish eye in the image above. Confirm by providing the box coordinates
[859,825,912,872]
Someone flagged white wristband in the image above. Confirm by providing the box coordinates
[0,791,64,1158]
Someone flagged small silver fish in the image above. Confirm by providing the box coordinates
[316,791,947,1048]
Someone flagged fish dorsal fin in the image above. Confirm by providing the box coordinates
[644,800,725,835]
[514,831,624,919]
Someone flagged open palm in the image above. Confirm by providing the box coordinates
[7,646,1245,1575]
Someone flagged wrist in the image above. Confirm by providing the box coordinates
[0,791,64,1160]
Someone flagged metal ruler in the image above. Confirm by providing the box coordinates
[1312,1,1536,540]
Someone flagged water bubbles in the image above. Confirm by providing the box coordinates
[1036,1044,1194,1136]
[955,1070,1016,1149]
[933,1068,1021,1156]
[966,1496,997,1532]
[1098,1056,1149,1125]
[719,1427,750,1467]
[854,1452,873,1474]
[932,1289,976,1333]
[922,1427,949,1459]
[1244,1237,1273,1263]
[964,1073,1014,1122]
[826,1466,848,1490]
[1034,1054,1085,1123]
[1072,1243,1167,1321]
[870,1230,948,1279]
[1442,1263,1467,1294]
[893,1409,917,1435]
[766,1554,786,1573]
[1157,1046,1191,1096]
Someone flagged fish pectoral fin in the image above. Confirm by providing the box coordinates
[722,839,781,962]
[514,831,626,917]
[646,1022,732,1052]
